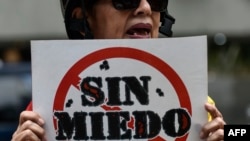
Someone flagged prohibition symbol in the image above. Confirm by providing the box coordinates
[53,47,192,141]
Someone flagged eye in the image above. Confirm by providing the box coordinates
[112,0,140,10]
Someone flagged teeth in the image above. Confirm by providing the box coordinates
[128,29,149,36]
[132,31,148,35]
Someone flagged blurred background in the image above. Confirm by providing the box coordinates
[0,0,250,140]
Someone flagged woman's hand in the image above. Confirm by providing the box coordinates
[11,111,46,141]
[200,103,226,141]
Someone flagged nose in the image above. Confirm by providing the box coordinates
[134,0,152,16]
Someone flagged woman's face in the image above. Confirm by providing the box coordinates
[85,0,161,39]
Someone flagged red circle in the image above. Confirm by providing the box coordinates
[53,47,191,141]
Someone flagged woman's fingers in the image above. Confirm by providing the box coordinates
[206,128,224,141]
[12,111,46,141]
[200,117,225,138]
[200,103,226,141]
[205,103,223,119]
[12,129,42,141]
[19,120,46,139]
[19,111,45,126]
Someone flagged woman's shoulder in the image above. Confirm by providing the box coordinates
[26,101,33,111]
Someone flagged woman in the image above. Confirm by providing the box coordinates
[11,0,225,140]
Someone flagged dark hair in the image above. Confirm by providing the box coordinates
[84,0,97,13]
[61,0,174,39]
[64,0,97,39]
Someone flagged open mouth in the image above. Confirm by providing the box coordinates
[127,28,150,36]
[126,23,152,38]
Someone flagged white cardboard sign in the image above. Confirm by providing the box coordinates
[31,36,208,141]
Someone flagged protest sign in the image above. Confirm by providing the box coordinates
[31,36,208,141]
